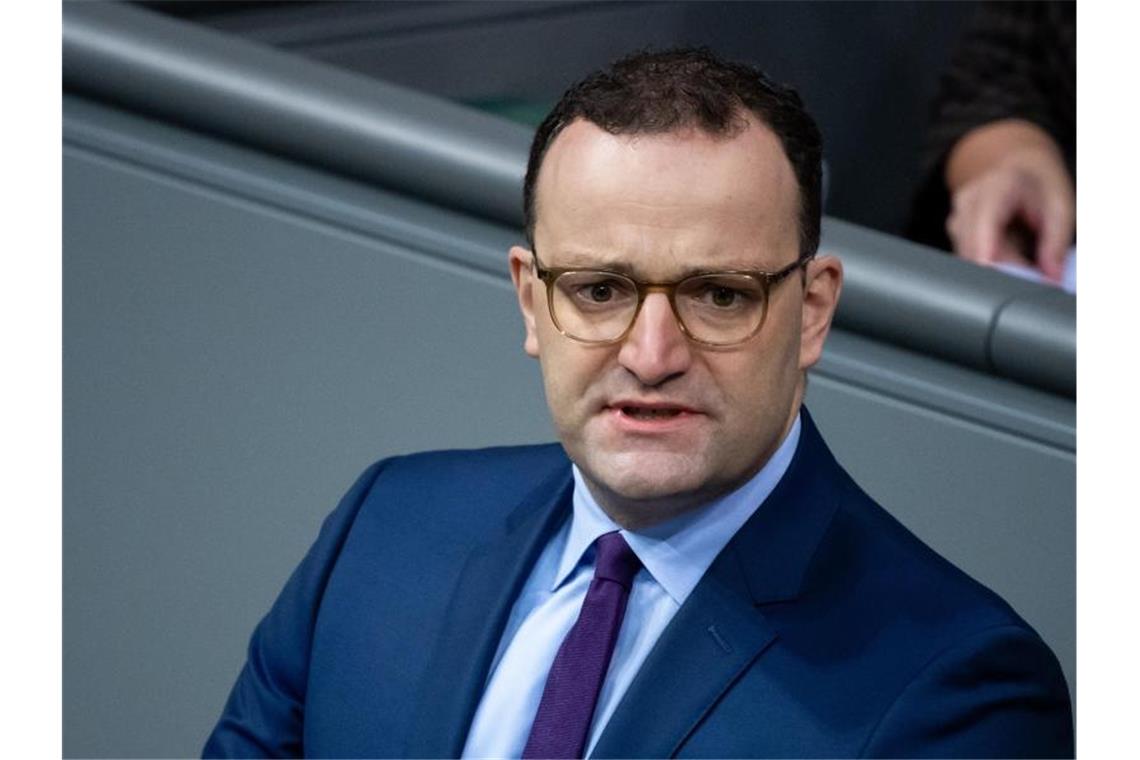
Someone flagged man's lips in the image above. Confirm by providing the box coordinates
[603,399,704,424]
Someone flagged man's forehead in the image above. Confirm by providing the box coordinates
[533,119,800,268]
[536,119,797,212]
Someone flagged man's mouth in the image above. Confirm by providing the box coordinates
[606,400,700,422]
[620,406,685,420]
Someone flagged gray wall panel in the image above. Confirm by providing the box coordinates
[64,145,553,757]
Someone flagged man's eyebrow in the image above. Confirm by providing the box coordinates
[547,253,636,274]
[548,254,766,279]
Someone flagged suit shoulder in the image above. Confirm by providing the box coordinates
[858,619,1074,757]
[830,480,1030,632]
[389,442,569,469]
[374,442,569,489]
[348,442,570,528]
[775,477,1072,754]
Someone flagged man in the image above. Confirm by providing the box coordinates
[204,48,1072,758]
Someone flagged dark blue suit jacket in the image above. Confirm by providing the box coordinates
[204,410,1073,758]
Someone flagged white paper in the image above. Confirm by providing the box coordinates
[990,247,1076,294]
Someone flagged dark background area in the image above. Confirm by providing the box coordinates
[142,0,977,241]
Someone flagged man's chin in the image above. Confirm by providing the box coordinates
[581,450,711,506]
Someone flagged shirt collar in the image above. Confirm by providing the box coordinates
[554,410,802,606]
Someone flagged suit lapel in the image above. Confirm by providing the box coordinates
[592,408,846,758]
[404,462,573,758]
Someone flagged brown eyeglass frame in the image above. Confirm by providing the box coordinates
[531,249,814,347]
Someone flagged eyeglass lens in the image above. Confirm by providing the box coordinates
[549,271,767,345]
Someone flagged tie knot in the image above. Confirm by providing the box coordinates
[593,532,641,589]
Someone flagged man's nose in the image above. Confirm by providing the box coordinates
[617,292,693,386]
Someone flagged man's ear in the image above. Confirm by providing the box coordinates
[509,245,541,358]
[799,254,843,371]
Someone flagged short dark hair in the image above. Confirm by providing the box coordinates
[523,47,823,259]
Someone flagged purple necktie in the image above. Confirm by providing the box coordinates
[523,531,642,759]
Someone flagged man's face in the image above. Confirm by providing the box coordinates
[510,119,840,528]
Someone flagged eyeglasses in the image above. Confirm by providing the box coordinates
[531,250,813,347]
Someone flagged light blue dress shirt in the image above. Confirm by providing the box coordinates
[461,413,802,759]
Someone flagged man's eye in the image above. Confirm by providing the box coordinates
[572,278,629,304]
[686,278,762,310]
[698,285,751,309]
[587,283,614,302]
[708,287,740,307]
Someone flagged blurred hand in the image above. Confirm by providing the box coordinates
[945,120,1074,281]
